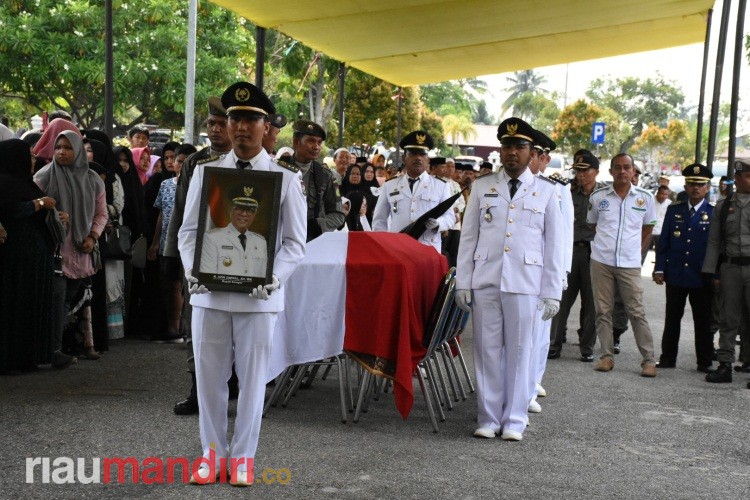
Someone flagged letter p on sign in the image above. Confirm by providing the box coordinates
[592,122,605,144]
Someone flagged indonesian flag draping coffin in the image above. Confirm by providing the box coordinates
[268,231,448,419]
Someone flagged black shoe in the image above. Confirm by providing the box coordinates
[697,365,713,374]
[706,362,732,383]
[580,354,594,362]
[174,396,199,415]
[656,361,676,369]
[547,350,561,360]
[733,363,750,373]
[613,340,621,355]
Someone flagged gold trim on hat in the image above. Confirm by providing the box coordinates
[683,176,711,183]
[404,145,430,151]
[226,105,268,116]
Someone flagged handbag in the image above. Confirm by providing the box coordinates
[45,210,67,245]
[130,235,148,269]
[100,222,132,260]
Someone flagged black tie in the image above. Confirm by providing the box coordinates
[408,177,417,192]
[237,160,250,170]
[509,179,520,199]
[689,207,696,218]
[238,233,246,251]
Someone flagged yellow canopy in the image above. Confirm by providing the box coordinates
[212,0,714,87]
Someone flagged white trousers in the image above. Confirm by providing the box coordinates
[529,311,550,401]
[192,306,275,471]
[472,288,538,434]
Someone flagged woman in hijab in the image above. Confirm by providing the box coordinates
[113,146,149,338]
[31,119,81,172]
[131,146,152,186]
[0,139,60,373]
[33,131,108,368]
[343,191,372,232]
[341,164,377,223]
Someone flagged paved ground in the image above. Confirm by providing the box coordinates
[2,252,750,499]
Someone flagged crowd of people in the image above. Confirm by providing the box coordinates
[1,80,749,479]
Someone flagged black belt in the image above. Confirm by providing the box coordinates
[726,256,750,266]
[573,241,591,247]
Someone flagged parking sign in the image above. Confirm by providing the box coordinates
[592,122,605,144]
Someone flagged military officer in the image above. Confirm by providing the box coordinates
[178,82,306,485]
[455,117,564,441]
[702,159,750,387]
[653,163,714,372]
[372,131,455,252]
[289,120,344,241]
[200,187,268,278]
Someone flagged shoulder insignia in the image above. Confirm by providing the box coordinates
[476,172,493,179]
[274,159,299,173]
[537,175,556,185]
[197,155,220,165]
[434,176,447,183]
[547,172,570,185]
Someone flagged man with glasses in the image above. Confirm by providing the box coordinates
[653,164,714,372]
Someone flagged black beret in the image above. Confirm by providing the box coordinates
[682,163,712,183]
[221,82,275,117]
[293,120,326,140]
[399,130,434,151]
[497,117,535,143]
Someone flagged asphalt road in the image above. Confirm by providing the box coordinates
[2,252,749,499]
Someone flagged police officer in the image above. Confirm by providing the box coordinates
[199,186,267,278]
[178,82,306,485]
[372,131,455,252]
[168,97,233,416]
[455,117,564,441]
[653,163,714,372]
[290,120,344,241]
[549,150,606,361]
[702,159,750,387]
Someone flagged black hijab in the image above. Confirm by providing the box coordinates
[344,191,367,232]
[88,139,117,204]
[113,146,148,237]
[0,139,45,220]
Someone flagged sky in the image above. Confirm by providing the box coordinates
[479,1,750,126]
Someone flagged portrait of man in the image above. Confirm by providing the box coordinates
[199,185,268,278]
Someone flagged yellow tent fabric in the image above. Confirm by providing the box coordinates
[212,0,714,86]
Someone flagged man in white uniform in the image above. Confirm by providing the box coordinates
[455,117,564,441]
[178,82,306,486]
[372,131,455,252]
[200,187,268,278]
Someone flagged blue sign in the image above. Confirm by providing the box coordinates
[592,122,606,144]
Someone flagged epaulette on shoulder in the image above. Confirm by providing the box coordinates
[274,158,299,173]
[537,175,556,185]
[476,172,493,179]
[434,176,447,182]
[548,172,570,185]
[196,155,220,165]
[634,186,653,195]
[670,200,686,206]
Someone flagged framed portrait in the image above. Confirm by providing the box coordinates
[193,167,283,293]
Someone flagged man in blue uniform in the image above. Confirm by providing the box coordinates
[653,164,714,372]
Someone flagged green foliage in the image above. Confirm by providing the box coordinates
[0,0,253,132]
[442,114,476,155]
[585,76,685,152]
[513,92,560,128]
[632,119,697,169]
[552,99,630,156]
[473,100,493,125]
[420,79,485,117]
[501,69,547,115]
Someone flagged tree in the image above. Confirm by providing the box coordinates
[500,69,547,115]
[420,79,487,117]
[552,99,629,157]
[0,0,254,134]
[473,100,493,125]
[631,123,667,169]
[511,92,560,128]
[442,114,476,155]
[585,76,685,153]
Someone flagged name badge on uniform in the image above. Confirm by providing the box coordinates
[223,257,232,267]
[222,245,234,250]
[484,193,499,197]
[674,214,683,220]
[390,190,400,197]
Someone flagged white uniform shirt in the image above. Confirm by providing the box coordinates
[587,184,657,268]
[447,177,466,230]
[653,198,672,235]
[200,225,267,277]
[371,170,455,252]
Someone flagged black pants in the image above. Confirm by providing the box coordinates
[660,283,715,367]
[550,245,597,355]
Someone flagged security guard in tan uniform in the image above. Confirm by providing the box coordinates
[200,186,268,278]
[702,158,750,388]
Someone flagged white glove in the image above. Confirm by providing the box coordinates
[538,298,560,321]
[185,269,209,295]
[455,289,472,312]
[562,274,569,290]
[251,274,280,301]
[425,218,440,231]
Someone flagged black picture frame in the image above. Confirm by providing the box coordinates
[193,167,283,293]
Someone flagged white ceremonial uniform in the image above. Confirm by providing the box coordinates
[200,225,267,277]
[447,177,466,230]
[457,167,564,435]
[530,179,574,403]
[178,148,306,470]
[372,170,455,252]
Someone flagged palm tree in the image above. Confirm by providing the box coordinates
[442,114,477,155]
[500,69,548,115]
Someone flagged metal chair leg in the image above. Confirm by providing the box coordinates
[439,344,461,402]
[443,342,467,401]
[281,364,308,407]
[451,338,475,393]
[423,361,446,422]
[416,365,439,433]
[430,354,453,411]
[353,371,372,423]
[334,356,348,423]
[263,367,291,417]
